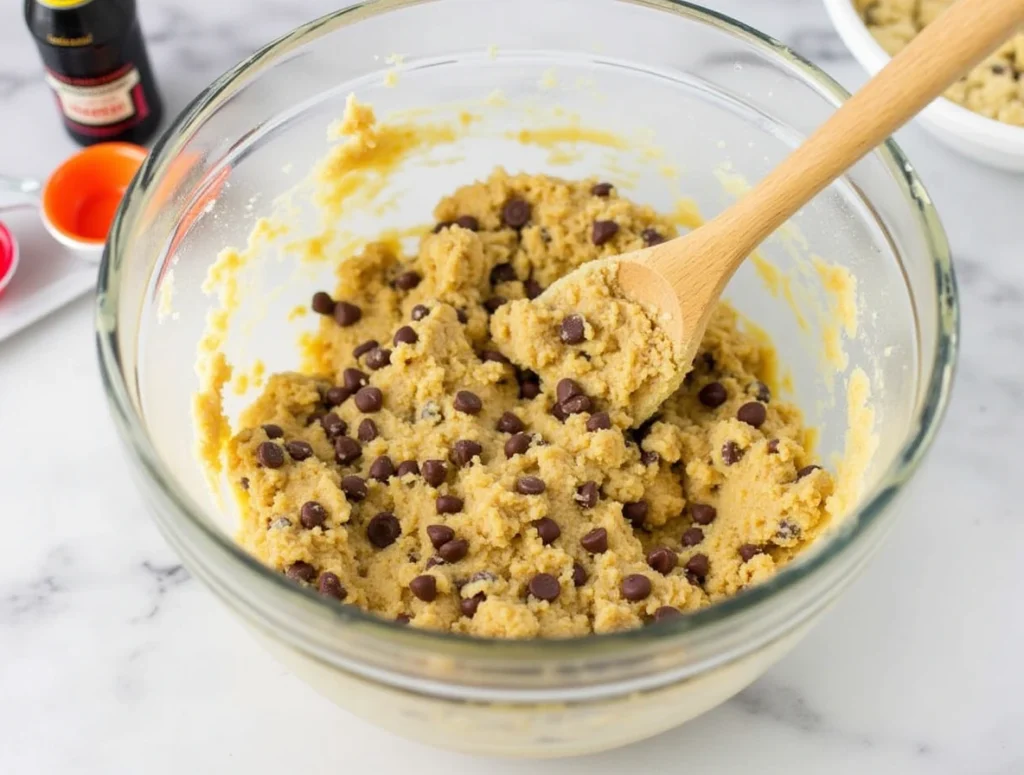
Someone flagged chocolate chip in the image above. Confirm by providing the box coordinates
[422,459,448,487]
[424,556,443,569]
[393,271,421,291]
[320,412,347,439]
[685,553,710,580]
[453,390,482,415]
[285,440,313,461]
[992,63,1007,74]
[739,543,764,562]
[528,573,560,601]
[426,525,455,549]
[690,503,717,525]
[435,495,463,514]
[682,527,704,547]
[300,501,327,529]
[481,349,511,365]
[411,304,430,322]
[311,291,335,315]
[455,215,479,231]
[531,517,560,544]
[325,386,351,407]
[592,220,619,246]
[334,437,362,465]
[395,614,411,624]
[367,512,401,548]
[285,561,316,583]
[520,380,541,399]
[396,460,419,477]
[341,475,368,501]
[641,228,665,246]
[364,347,392,370]
[586,412,611,431]
[496,412,525,434]
[767,438,780,454]
[342,368,367,392]
[318,572,346,600]
[483,296,507,313]
[438,538,469,563]
[357,418,378,443]
[580,527,608,554]
[369,455,395,482]
[654,606,681,622]
[240,477,250,490]
[551,402,569,423]
[556,378,583,404]
[572,563,588,587]
[354,386,383,413]
[501,197,531,228]
[433,221,453,233]
[575,481,599,509]
[647,546,677,575]
[560,314,586,345]
[524,279,543,299]
[737,401,767,428]
[622,501,648,527]
[698,382,727,408]
[621,574,652,601]
[393,326,418,346]
[270,516,293,531]
[409,574,437,602]
[334,301,362,327]
[504,432,531,458]
[562,395,592,415]
[516,476,546,495]
[722,441,742,465]
[591,182,613,197]
[262,424,284,439]
[353,339,379,359]
[490,263,517,284]
[456,308,468,323]
[641,450,660,466]
[796,464,822,480]
[257,442,285,469]
[451,440,483,467]
[306,410,326,427]
[460,592,485,617]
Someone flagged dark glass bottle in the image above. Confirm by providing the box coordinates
[25,0,163,146]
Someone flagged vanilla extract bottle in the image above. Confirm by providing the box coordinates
[25,0,163,146]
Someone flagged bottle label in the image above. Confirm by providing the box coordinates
[44,63,149,136]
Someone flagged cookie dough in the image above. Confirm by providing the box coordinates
[857,0,1024,125]
[226,169,834,638]
[491,258,684,425]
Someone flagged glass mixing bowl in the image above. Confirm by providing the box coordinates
[96,0,958,758]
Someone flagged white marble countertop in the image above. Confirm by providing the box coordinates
[1,0,1021,772]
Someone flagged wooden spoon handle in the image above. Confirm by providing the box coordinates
[700,0,1024,273]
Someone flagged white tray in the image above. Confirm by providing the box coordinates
[0,208,96,343]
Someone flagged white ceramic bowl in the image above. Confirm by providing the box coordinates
[823,0,1024,170]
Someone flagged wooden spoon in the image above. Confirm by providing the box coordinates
[613,0,1023,376]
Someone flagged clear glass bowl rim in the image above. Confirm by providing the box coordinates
[96,0,959,660]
